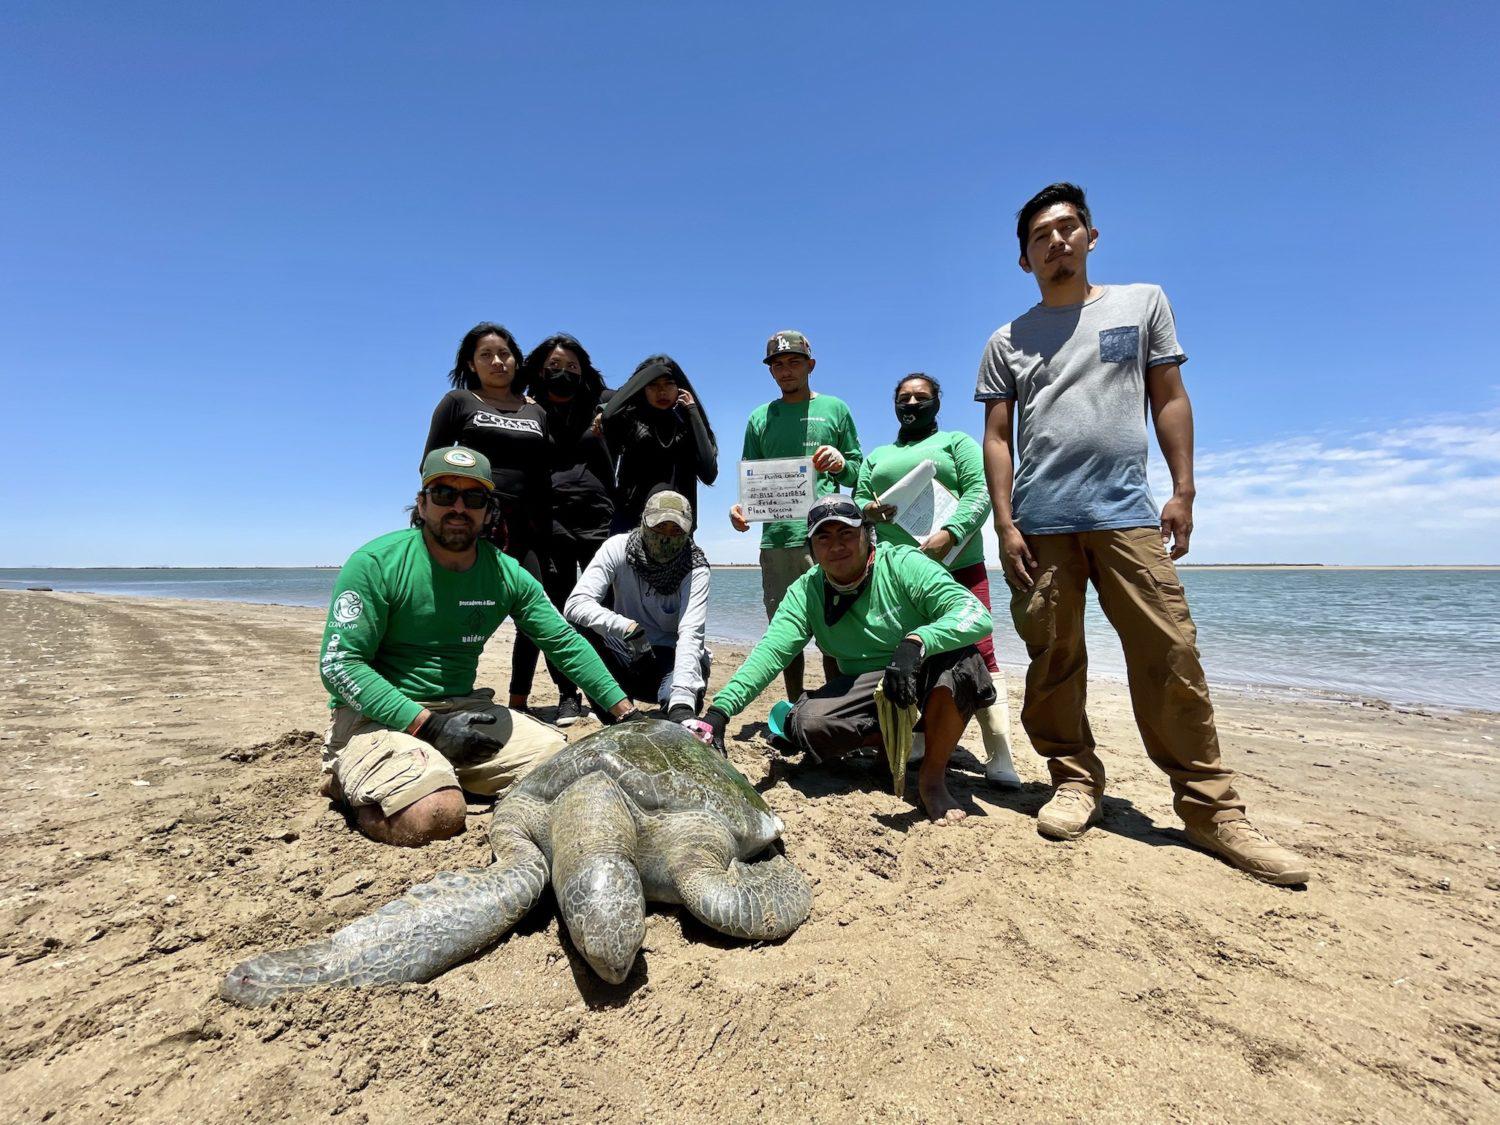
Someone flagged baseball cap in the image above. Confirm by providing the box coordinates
[806,495,864,535]
[421,446,494,489]
[642,490,693,529]
[763,330,813,365]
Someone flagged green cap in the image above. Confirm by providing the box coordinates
[421,446,494,489]
[763,329,812,365]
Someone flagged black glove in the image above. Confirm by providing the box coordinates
[418,710,503,766]
[881,638,924,709]
[665,703,696,724]
[622,622,652,658]
[696,707,729,754]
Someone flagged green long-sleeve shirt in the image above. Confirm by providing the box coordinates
[712,544,992,717]
[853,428,992,570]
[741,392,863,549]
[319,528,626,730]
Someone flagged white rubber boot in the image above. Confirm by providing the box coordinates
[978,695,1021,787]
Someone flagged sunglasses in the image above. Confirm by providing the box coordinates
[423,484,491,510]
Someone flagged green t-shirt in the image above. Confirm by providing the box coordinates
[741,392,863,549]
[319,528,625,731]
[852,428,992,570]
[712,544,992,717]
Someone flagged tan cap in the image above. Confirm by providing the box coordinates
[642,490,693,529]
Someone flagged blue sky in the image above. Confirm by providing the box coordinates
[2,2,1496,566]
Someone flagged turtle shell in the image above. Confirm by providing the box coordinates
[512,718,782,854]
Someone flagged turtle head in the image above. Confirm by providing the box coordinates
[559,856,646,985]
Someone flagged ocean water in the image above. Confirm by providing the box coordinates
[3,566,1497,712]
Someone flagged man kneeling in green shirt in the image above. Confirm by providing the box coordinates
[318,446,635,847]
[691,497,996,823]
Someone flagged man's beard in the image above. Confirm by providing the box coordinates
[425,513,479,551]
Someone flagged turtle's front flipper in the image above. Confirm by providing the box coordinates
[550,772,646,985]
[665,815,812,941]
[221,797,550,1007]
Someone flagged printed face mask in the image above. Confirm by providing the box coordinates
[895,398,941,430]
[643,526,688,563]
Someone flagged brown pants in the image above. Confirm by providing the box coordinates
[1009,526,1244,827]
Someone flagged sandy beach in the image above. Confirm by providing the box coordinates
[1,589,1497,1123]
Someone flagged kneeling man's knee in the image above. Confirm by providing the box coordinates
[384,787,467,847]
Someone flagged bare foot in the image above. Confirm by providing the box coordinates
[918,775,967,824]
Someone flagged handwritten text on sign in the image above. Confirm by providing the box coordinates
[739,457,816,522]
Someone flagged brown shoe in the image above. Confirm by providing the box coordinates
[1185,818,1312,885]
[1036,787,1100,840]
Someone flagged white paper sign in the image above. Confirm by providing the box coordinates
[878,459,976,566]
[739,457,816,522]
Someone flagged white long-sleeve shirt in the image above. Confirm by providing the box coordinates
[564,533,711,712]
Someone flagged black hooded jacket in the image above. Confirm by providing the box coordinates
[601,363,718,529]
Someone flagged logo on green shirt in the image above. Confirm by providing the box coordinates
[332,591,364,624]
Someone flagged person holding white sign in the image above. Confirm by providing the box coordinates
[853,373,1020,786]
[728,329,863,702]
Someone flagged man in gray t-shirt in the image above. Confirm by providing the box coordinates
[976,182,1311,887]
[975,283,1185,535]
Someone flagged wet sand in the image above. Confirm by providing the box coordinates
[1,590,1496,1122]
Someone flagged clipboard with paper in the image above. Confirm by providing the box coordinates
[738,457,817,522]
[877,459,977,567]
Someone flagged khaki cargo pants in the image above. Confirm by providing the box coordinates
[322,689,565,816]
[1008,526,1245,827]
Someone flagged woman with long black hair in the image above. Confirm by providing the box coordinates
[514,333,615,726]
[599,353,718,530]
[423,322,551,713]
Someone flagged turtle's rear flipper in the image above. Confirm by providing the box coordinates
[220,836,548,1007]
[668,822,813,941]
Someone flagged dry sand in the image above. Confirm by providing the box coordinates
[1,590,1497,1123]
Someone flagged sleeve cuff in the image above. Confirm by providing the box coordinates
[391,698,425,734]
[1147,353,1187,368]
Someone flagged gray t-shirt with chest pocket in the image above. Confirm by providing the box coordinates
[974,283,1186,535]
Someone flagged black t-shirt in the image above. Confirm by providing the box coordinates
[424,390,552,549]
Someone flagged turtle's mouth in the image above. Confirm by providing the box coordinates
[588,956,633,986]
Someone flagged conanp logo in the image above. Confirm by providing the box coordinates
[332,591,364,624]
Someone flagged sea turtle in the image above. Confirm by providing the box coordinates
[221,718,812,1004]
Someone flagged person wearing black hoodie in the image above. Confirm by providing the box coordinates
[515,333,616,726]
[599,354,718,531]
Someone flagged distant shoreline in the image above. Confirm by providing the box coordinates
[4,564,1498,572]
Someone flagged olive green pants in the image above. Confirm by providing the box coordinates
[1008,526,1245,827]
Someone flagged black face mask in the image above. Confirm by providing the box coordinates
[895,398,941,432]
[546,369,582,397]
